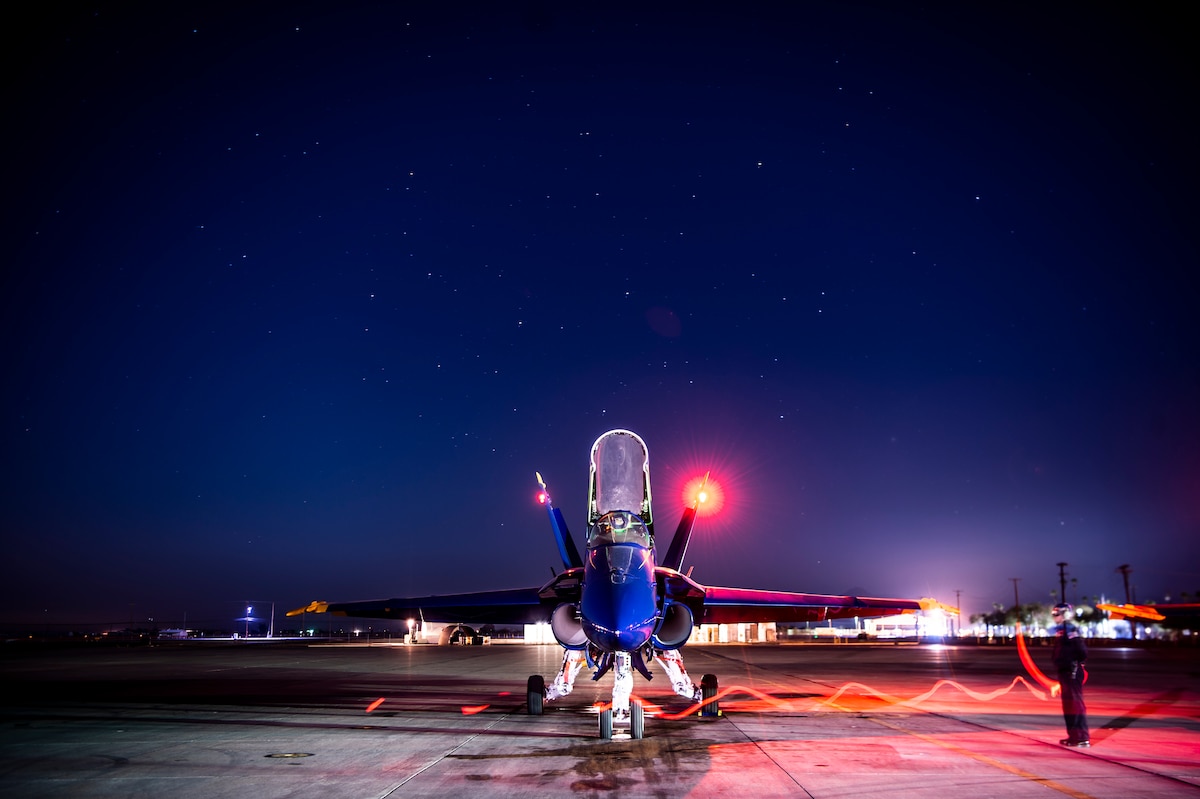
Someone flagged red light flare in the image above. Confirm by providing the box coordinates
[682,473,725,517]
[658,433,757,553]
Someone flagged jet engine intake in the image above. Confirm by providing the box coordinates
[652,601,693,649]
[551,603,588,649]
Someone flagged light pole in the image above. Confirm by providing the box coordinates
[1116,564,1132,603]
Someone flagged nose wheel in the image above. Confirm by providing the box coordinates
[599,700,644,739]
[630,700,645,738]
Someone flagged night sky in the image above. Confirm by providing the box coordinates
[5,3,1197,630]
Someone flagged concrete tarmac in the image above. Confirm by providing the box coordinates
[1,640,1198,798]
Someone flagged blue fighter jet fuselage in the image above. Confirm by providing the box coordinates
[579,511,658,653]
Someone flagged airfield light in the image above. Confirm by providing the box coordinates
[923,609,950,638]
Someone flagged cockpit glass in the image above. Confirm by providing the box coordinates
[587,511,651,549]
[593,432,646,517]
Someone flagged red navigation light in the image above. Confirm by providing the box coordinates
[682,473,725,516]
[536,491,548,505]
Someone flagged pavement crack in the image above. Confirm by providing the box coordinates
[721,715,817,799]
[375,710,513,798]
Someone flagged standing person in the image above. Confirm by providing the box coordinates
[1051,602,1090,747]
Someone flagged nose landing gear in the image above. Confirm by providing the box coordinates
[528,649,718,738]
[599,699,645,739]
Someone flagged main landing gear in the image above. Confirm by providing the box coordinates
[527,647,719,739]
[526,674,545,716]
[699,673,719,717]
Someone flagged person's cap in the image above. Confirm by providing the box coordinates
[1052,602,1072,616]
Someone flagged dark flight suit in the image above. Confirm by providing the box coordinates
[1052,622,1089,745]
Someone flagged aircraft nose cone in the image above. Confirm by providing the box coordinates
[580,543,657,652]
[584,622,651,653]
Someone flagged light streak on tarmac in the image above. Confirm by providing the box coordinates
[649,676,1052,721]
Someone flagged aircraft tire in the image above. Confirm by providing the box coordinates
[631,701,645,739]
[699,674,719,717]
[599,708,613,739]
[526,675,544,715]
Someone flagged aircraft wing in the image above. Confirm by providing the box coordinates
[699,586,938,624]
[288,580,944,629]
[288,587,550,626]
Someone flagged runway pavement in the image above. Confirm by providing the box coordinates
[1,639,1198,798]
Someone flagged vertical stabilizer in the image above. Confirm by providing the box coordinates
[537,472,582,570]
[661,507,696,571]
[662,471,707,571]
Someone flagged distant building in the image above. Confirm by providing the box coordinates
[689,622,777,643]
[864,615,918,639]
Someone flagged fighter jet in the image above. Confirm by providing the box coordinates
[290,429,939,738]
